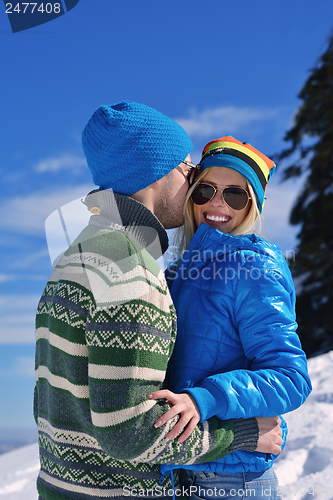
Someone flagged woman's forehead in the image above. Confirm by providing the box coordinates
[203,167,247,187]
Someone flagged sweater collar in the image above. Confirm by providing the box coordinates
[87,190,169,258]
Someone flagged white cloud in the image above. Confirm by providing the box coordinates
[1,184,94,237]
[0,274,15,283]
[0,295,40,344]
[35,154,86,173]
[10,249,50,271]
[0,356,35,378]
[0,325,36,345]
[174,105,281,138]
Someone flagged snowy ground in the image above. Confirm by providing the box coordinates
[0,351,332,500]
[274,350,333,500]
[0,442,39,499]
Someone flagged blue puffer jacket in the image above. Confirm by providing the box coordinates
[161,223,312,475]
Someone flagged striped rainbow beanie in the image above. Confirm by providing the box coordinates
[199,136,276,212]
[82,101,193,195]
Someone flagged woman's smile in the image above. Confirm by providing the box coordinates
[193,167,250,234]
[204,212,231,223]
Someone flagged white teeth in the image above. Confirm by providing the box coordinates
[206,215,229,222]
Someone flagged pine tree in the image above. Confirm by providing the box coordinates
[279,33,333,356]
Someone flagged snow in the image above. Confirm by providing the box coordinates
[274,350,333,499]
[0,442,39,499]
[0,351,332,500]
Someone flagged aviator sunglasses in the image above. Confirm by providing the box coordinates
[191,183,251,211]
[183,160,251,211]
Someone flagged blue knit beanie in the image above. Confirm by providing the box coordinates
[82,101,193,195]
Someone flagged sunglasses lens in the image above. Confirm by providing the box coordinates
[191,184,216,205]
[191,185,249,210]
[223,187,249,210]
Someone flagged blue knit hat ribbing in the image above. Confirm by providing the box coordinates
[82,101,193,195]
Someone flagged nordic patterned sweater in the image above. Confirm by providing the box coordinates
[34,191,259,500]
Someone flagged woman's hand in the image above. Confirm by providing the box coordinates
[255,416,283,455]
[147,389,200,443]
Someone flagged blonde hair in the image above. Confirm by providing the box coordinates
[175,167,261,254]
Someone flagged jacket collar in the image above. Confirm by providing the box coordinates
[186,223,278,261]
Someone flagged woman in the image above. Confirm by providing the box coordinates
[148,136,312,499]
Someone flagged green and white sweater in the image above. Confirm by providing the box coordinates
[34,191,259,500]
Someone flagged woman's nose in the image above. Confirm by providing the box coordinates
[210,189,227,207]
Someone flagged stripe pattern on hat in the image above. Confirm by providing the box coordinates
[200,136,276,212]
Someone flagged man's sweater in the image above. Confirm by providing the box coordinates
[34,191,259,500]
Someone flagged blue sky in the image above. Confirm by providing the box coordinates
[1,0,333,438]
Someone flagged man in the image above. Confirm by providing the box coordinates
[34,101,282,500]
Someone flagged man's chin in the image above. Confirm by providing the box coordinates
[163,218,184,230]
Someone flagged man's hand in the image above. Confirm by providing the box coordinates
[147,389,200,443]
[255,416,283,455]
